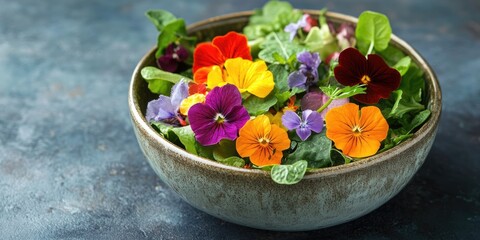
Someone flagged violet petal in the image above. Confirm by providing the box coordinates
[225,105,250,131]
[304,110,323,133]
[157,55,178,73]
[170,79,189,109]
[296,127,311,141]
[205,84,242,113]
[288,71,307,89]
[282,111,301,130]
[146,96,176,122]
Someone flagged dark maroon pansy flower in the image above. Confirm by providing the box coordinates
[334,47,401,104]
[157,43,189,73]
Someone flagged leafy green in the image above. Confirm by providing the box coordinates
[146,10,177,32]
[304,26,338,60]
[258,32,306,66]
[213,140,239,161]
[320,84,367,100]
[402,109,431,134]
[385,90,424,119]
[141,66,190,95]
[271,160,308,185]
[379,45,407,66]
[170,126,197,155]
[243,1,302,39]
[268,64,290,92]
[400,63,425,102]
[217,157,246,168]
[355,11,392,54]
[286,131,332,168]
[393,56,412,76]
[243,93,278,116]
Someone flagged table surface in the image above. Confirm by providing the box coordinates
[1,0,479,239]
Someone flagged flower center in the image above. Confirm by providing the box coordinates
[352,125,362,136]
[258,137,270,147]
[360,75,371,84]
[214,113,226,124]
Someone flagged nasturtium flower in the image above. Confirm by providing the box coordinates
[334,48,401,104]
[157,43,189,73]
[193,31,252,83]
[146,80,188,126]
[282,110,323,141]
[288,51,321,90]
[236,115,291,166]
[301,91,349,119]
[207,58,274,98]
[325,103,388,158]
[179,93,206,116]
[188,84,249,146]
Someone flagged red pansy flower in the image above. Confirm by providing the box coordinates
[334,48,401,104]
[192,31,252,83]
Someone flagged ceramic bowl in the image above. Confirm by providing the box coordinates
[129,11,442,231]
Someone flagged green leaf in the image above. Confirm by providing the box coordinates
[400,63,425,102]
[304,26,339,60]
[195,143,214,159]
[155,19,188,58]
[286,131,332,168]
[217,157,246,168]
[379,45,406,66]
[268,64,289,92]
[405,109,431,133]
[386,90,424,119]
[355,11,392,54]
[145,10,177,32]
[319,84,366,100]
[258,32,307,64]
[170,126,197,155]
[151,121,173,137]
[141,66,190,95]
[243,1,302,39]
[213,140,239,161]
[393,56,411,76]
[270,160,308,185]
[243,93,278,116]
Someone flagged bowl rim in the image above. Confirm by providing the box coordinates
[129,10,442,179]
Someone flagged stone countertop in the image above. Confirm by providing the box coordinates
[1,0,479,239]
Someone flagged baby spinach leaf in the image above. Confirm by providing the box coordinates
[355,11,392,54]
[400,63,425,102]
[195,143,214,159]
[271,160,308,185]
[243,93,278,116]
[404,109,431,134]
[141,66,190,95]
[286,131,332,168]
[393,56,412,76]
[217,157,246,168]
[213,140,239,161]
[304,26,338,60]
[268,64,290,92]
[378,45,406,66]
[145,10,177,32]
[170,126,197,155]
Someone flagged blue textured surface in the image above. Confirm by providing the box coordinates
[1,0,479,239]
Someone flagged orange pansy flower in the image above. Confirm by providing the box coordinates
[236,115,291,166]
[193,32,252,83]
[325,103,388,158]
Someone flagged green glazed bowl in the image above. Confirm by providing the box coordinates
[129,11,442,231]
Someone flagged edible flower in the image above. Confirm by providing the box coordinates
[236,115,291,166]
[282,110,323,141]
[188,84,249,146]
[325,103,388,158]
[288,51,321,90]
[145,79,188,126]
[179,93,206,116]
[207,58,274,98]
[157,43,189,73]
[334,48,401,104]
[193,32,252,83]
[300,91,349,118]
[284,14,310,41]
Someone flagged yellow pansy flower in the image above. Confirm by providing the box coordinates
[179,93,206,116]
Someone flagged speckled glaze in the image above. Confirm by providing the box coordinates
[128,11,441,231]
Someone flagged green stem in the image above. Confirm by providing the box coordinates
[317,97,333,113]
[366,41,374,55]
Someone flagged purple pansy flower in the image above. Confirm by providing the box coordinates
[188,84,250,146]
[145,79,188,125]
[282,110,323,141]
[288,51,321,90]
[284,14,309,41]
[157,43,189,73]
[301,91,349,119]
